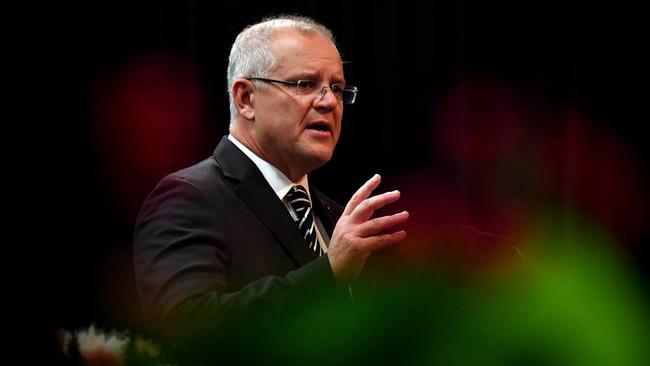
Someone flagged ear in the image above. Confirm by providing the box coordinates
[232,79,255,121]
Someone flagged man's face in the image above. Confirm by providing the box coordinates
[249,30,344,180]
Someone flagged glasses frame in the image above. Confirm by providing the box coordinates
[245,77,358,105]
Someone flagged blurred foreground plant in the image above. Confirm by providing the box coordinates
[60,325,176,366]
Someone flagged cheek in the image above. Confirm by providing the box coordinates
[297,101,315,123]
[335,109,343,131]
[267,101,298,131]
[281,98,309,122]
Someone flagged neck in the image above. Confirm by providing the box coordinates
[230,128,308,182]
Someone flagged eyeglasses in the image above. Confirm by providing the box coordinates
[245,77,358,105]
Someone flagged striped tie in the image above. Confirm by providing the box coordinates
[285,185,322,256]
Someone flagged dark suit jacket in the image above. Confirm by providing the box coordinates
[133,137,348,359]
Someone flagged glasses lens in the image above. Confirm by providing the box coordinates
[342,88,357,104]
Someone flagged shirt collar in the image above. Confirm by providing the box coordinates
[228,134,310,200]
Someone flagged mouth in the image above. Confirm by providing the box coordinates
[305,121,332,134]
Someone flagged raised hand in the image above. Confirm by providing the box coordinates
[327,174,409,284]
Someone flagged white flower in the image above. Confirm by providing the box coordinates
[76,325,129,366]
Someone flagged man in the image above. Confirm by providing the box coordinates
[133,15,408,361]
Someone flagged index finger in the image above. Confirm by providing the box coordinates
[342,174,381,216]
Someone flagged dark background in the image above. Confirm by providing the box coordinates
[20,0,647,354]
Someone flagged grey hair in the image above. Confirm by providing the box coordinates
[226,15,336,125]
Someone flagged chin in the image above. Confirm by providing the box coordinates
[304,148,334,171]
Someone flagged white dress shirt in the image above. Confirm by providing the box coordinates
[228,135,330,253]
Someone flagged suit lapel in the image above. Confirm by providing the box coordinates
[310,187,342,236]
[213,137,319,267]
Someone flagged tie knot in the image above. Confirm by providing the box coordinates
[286,185,311,209]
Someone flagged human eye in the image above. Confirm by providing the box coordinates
[330,84,344,95]
[295,80,318,91]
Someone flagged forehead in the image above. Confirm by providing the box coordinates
[269,29,343,77]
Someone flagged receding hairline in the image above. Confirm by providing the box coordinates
[244,15,336,43]
[268,28,341,58]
